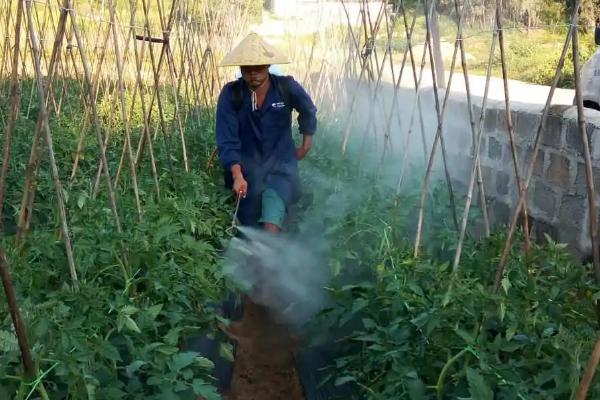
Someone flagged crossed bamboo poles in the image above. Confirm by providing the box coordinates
[1,0,600,394]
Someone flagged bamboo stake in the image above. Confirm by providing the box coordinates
[495,0,531,253]
[377,2,403,158]
[133,0,175,172]
[0,0,24,232]
[575,337,600,400]
[339,0,385,154]
[454,0,490,238]
[16,0,68,243]
[184,18,204,126]
[69,24,111,182]
[414,0,461,257]
[33,0,60,114]
[175,0,195,127]
[107,0,142,221]
[141,0,174,179]
[356,2,390,160]
[0,0,14,85]
[453,19,497,272]
[129,0,161,199]
[493,2,579,291]
[394,1,436,196]
[24,0,78,284]
[114,0,144,187]
[65,27,85,102]
[164,32,190,172]
[0,249,35,377]
[68,2,122,233]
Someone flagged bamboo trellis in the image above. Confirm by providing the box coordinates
[1,0,600,390]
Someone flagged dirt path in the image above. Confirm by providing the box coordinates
[222,296,306,400]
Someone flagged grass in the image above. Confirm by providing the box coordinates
[376,11,597,89]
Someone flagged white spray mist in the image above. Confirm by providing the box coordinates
[222,225,332,331]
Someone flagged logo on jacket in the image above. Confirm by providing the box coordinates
[271,101,286,109]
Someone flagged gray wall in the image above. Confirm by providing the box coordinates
[337,79,600,259]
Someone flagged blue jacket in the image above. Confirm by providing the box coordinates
[215,74,317,226]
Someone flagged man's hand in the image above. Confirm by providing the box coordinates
[233,176,248,198]
[296,134,313,160]
[231,164,247,198]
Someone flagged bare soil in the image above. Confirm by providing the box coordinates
[221,295,306,400]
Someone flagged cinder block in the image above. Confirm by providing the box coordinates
[488,137,502,161]
[496,171,510,196]
[493,200,511,224]
[574,163,600,197]
[564,119,594,157]
[480,165,496,195]
[591,127,600,160]
[483,108,498,134]
[546,152,571,187]
[514,110,540,144]
[541,113,563,149]
[558,195,586,224]
[531,217,559,243]
[533,181,557,219]
[517,145,544,176]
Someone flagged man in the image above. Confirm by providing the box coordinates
[216,32,317,233]
[579,19,600,111]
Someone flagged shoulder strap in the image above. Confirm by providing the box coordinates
[231,76,292,111]
[231,79,243,112]
[274,75,292,106]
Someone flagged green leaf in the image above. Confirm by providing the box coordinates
[407,282,424,296]
[335,376,356,386]
[467,368,493,400]
[147,376,162,386]
[351,298,369,314]
[164,328,182,346]
[99,341,122,362]
[442,290,452,307]
[159,388,179,400]
[180,368,193,380]
[123,316,141,334]
[362,318,377,329]
[0,330,18,352]
[501,277,512,294]
[192,379,221,400]
[542,326,557,338]
[146,304,163,320]
[157,345,180,355]
[77,194,86,209]
[96,387,126,399]
[455,328,475,345]
[219,342,234,362]
[120,305,139,316]
[171,351,200,371]
[33,318,49,339]
[407,378,426,400]
[126,360,147,376]
[195,356,215,369]
[506,325,516,342]
[174,381,187,392]
[85,382,96,400]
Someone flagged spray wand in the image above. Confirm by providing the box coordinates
[231,193,242,229]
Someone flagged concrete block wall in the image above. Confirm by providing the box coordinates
[337,79,600,259]
[443,94,600,258]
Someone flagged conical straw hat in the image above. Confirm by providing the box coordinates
[219,32,290,67]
